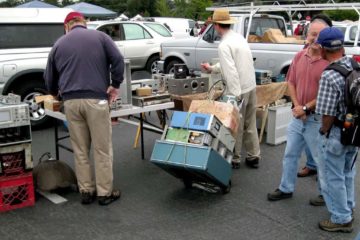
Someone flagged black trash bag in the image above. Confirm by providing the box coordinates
[33,152,77,192]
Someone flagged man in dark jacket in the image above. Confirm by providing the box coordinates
[44,12,124,206]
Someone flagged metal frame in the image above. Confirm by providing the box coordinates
[46,102,174,160]
[206,1,360,46]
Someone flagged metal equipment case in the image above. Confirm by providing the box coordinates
[151,140,232,193]
[168,77,209,95]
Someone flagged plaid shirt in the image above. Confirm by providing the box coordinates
[316,56,353,120]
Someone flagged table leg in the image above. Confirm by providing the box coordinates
[259,105,269,143]
[54,119,59,160]
[140,113,144,160]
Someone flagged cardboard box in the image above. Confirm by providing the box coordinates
[136,87,152,96]
[189,100,240,137]
[35,95,55,104]
[44,99,61,111]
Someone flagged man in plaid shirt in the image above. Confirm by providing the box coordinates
[315,27,358,233]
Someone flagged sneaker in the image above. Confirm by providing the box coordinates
[245,157,259,169]
[319,219,353,233]
[297,166,317,177]
[309,195,325,206]
[98,189,121,206]
[267,189,293,201]
[81,191,96,205]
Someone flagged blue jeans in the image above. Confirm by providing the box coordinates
[304,145,317,170]
[316,126,358,224]
[279,114,321,193]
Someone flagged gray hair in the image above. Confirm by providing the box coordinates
[310,19,329,28]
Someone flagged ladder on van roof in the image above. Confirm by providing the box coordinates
[206,0,360,46]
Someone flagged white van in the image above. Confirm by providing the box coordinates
[0,8,72,128]
[149,17,195,38]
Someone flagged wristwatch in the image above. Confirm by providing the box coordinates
[302,105,310,115]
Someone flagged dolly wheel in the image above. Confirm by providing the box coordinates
[183,179,192,189]
[221,180,231,194]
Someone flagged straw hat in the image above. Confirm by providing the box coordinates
[212,8,237,24]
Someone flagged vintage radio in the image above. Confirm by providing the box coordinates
[132,93,171,107]
[255,69,272,85]
[168,77,209,95]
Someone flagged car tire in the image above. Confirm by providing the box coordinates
[146,55,160,74]
[165,60,181,74]
[13,81,50,129]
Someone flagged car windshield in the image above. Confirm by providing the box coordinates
[144,23,172,37]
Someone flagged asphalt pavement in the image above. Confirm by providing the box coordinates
[0,110,359,240]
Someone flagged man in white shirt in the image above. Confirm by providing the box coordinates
[201,8,260,169]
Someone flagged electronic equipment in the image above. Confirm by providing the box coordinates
[119,59,132,105]
[169,111,235,153]
[168,77,209,95]
[152,73,171,93]
[0,93,21,105]
[255,69,272,85]
[132,93,171,107]
[162,126,213,146]
[151,140,232,193]
[174,64,187,79]
[0,103,31,147]
[170,111,222,137]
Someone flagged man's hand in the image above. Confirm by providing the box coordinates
[107,86,119,103]
[292,105,306,119]
[200,62,212,73]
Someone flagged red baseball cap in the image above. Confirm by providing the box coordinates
[64,12,84,25]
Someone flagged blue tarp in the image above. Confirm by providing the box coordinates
[64,2,116,18]
[16,0,58,8]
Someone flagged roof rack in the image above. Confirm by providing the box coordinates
[206,0,360,47]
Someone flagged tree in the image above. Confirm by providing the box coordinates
[324,10,359,21]
[155,0,172,17]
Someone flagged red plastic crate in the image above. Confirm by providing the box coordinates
[0,173,35,212]
[0,144,32,178]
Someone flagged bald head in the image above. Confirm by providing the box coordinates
[306,20,329,48]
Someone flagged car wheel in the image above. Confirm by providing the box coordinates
[146,55,160,74]
[13,81,50,129]
[165,60,181,74]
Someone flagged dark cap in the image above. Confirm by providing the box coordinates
[64,12,84,25]
[316,27,344,50]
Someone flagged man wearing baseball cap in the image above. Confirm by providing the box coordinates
[315,27,358,232]
[201,9,260,169]
[44,12,124,206]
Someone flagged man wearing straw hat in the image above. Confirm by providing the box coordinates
[201,8,260,169]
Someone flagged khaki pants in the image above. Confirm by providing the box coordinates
[234,88,261,161]
[64,99,113,196]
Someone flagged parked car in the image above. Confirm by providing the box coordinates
[146,17,196,38]
[0,8,73,128]
[334,22,360,47]
[87,20,174,74]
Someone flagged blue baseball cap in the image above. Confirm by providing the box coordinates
[316,27,344,49]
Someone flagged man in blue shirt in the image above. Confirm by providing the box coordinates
[44,12,124,206]
[315,27,358,233]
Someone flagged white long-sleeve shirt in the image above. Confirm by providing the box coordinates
[211,30,256,96]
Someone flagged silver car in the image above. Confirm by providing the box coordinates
[88,20,174,74]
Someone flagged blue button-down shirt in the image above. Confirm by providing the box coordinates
[316,56,353,121]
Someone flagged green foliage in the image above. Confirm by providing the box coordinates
[324,10,359,21]
[155,0,172,17]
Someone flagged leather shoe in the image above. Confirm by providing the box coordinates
[245,157,259,169]
[309,195,325,206]
[267,189,293,201]
[297,166,317,177]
